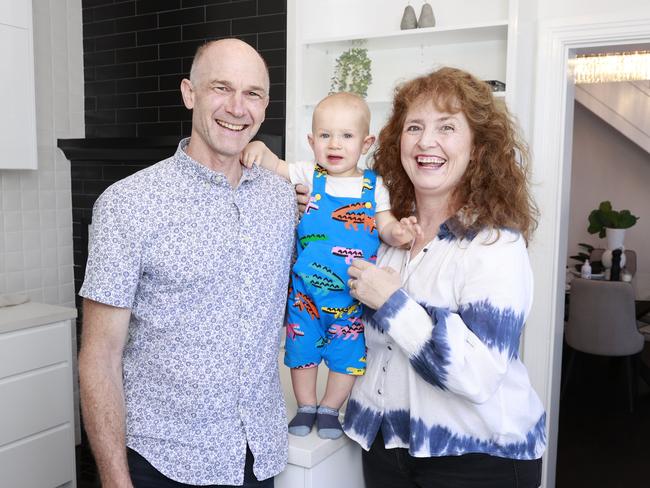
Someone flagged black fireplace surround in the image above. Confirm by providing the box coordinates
[58,134,283,322]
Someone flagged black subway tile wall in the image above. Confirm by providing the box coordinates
[82,0,287,138]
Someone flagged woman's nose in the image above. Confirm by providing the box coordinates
[417,127,439,148]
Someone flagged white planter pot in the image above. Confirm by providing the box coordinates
[606,228,626,250]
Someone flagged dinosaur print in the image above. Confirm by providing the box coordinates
[361,177,374,194]
[297,262,345,296]
[305,194,321,214]
[299,233,328,249]
[327,317,365,340]
[331,202,376,233]
[346,366,365,376]
[315,165,328,178]
[321,303,361,319]
[286,323,304,340]
[331,246,364,264]
[293,292,319,319]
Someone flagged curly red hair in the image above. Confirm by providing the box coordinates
[373,67,538,243]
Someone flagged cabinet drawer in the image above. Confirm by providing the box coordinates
[0,321,70,379]
[0,364,72,446]
[0,425,74,488]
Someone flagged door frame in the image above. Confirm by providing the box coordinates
[525,13,650,488]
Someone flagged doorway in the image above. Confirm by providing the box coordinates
[525,16,650,488]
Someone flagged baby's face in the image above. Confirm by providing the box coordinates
[308,103,373,177]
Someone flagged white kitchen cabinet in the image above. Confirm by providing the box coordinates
[0,302,78,488]
[286,0,517,162]
[0,0,37,169]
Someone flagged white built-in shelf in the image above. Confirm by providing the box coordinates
[303,21,508,51]
[304,91,507,107]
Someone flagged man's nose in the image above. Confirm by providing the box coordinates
[225,91,245,117]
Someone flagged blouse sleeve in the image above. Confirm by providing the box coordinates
[371,230,533,403]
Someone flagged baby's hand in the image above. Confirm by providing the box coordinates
[391,216,422,246]
[241,140,269,168]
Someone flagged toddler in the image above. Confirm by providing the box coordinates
[243,92,419,439]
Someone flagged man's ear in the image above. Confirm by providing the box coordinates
[361,134,376,154]
[180,78,195,109]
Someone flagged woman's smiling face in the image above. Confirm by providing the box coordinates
[399,98,473,204]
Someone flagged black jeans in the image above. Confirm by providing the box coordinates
[362,432,542,488]
[127,447,274,488]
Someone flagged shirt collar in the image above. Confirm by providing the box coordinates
[174,137,261,186]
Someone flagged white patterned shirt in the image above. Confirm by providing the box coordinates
[80,139,297,485]
[343,223,547,460]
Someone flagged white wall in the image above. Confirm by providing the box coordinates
[0,0,84,307]
[568,102,650,297]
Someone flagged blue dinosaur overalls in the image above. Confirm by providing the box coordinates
[284,165,380,375]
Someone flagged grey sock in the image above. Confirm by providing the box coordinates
[317,406,343,440]
[288,405,317,436]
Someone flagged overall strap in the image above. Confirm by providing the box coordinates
[311,164,328,195]
[361,169,378,203]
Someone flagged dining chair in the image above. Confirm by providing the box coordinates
[563,278,644,412]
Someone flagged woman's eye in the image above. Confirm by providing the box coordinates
[440,125,455,132]
[405,125,421,132]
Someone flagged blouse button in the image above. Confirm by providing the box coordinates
[387,345,392,351]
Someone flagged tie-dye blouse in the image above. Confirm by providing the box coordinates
[343,223,546,460]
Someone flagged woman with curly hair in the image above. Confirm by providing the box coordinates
[344,67,545,487]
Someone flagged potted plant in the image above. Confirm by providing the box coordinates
[569,242,595,271]
[587,200,639,249]
[329,42,372,98]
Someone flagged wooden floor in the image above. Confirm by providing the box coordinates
[556,346,650,488]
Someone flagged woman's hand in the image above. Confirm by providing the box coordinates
[347,259,401,310]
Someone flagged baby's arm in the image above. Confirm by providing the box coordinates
[242,140,290,181]
[376,211,421,248]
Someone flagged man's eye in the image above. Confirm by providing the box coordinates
[214,86,229,92]
[248,91,262,98]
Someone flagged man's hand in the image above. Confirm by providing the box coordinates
[295,183,310,216]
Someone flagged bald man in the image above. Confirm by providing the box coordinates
[79,39,296,487]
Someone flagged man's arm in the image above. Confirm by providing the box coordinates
[78,298,133,488]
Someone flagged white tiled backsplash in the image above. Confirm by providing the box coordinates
[0,0,84,309]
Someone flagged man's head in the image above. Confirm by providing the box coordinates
[308,92,375,177]
[181,39,270,166]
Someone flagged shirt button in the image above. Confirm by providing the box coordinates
[387,345,392,350]
[382,366,386,372]
[377,389,382,395]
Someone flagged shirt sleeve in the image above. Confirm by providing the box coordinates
[371,231,533,404]
[287,161,315,189]
[78,186,144,308]
[374,175,391,213]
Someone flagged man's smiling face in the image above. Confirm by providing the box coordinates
[182,40,270,166]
